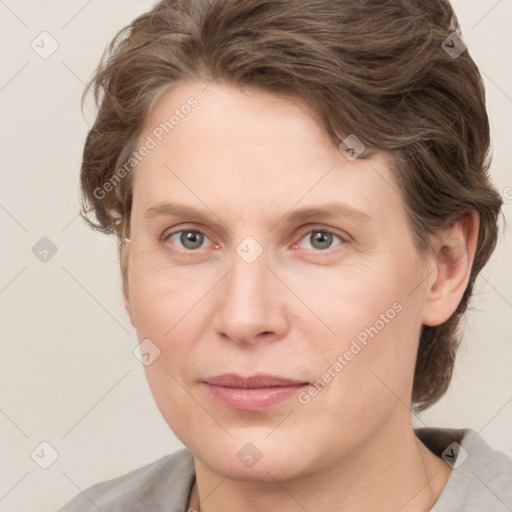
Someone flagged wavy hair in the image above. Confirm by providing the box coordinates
[79,0,503,412]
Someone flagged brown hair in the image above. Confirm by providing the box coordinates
[80,0,502,412]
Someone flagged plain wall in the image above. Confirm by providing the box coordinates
[0,1,511,511]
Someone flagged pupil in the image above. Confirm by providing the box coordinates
[311,231,332,250]
[181,231,203,249]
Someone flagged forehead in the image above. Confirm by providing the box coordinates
[132,81,403,223]
[143,80,337,157]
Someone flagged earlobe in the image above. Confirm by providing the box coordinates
[421,211,480,326]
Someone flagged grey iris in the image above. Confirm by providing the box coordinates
[181,231,204,249]
[310,231,333,250]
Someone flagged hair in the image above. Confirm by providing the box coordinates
[79,0,503,412]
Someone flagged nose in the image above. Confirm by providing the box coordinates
[213,253,289,346]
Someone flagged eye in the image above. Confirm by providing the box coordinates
[164,229,210,250]
[297,229,344,251]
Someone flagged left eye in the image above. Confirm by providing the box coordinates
[166,230,210,250]
[297,230,343,251]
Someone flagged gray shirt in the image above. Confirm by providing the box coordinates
[57,428,512,511]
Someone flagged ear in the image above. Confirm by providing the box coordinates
[421,211,480,326]
[123,282,136,328]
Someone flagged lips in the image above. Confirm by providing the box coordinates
[204,373,309,388]
[202,373,310,411]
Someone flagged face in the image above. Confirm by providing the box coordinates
[124,81,432,481]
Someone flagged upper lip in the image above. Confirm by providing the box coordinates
[204,373,309,388]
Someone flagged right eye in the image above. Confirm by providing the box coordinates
[163,229,211,250]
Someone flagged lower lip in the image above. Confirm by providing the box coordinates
[203,383,308,411]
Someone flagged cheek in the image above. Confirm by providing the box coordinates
[289,259,423,406]
[126,264,208,390]
[128,271,208,441]
[291,285,420,464]
[287,258,419,342]
[127,251,214,337]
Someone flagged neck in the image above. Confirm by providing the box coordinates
[187,414,451,512]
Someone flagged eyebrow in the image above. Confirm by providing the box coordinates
[284,203,371,223]
[143,201,371,225]
[144,202,217,222]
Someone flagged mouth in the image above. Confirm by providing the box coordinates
[202,373,310,411]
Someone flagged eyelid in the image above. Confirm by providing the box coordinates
[291,228,349,256]
[162,224,210,241]
[161,226,216,252]
[292,225,351,246]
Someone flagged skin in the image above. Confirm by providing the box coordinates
[123,80,479,511]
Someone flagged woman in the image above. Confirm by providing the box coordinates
[58,0,512,510]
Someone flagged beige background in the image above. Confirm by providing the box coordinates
[0,1,511,511]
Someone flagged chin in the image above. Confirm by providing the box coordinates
[188,432,318,483]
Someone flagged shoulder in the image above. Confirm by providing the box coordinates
[415,427,512,511]
[56,448,195,512]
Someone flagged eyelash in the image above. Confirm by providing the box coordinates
[161,226,348,254]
